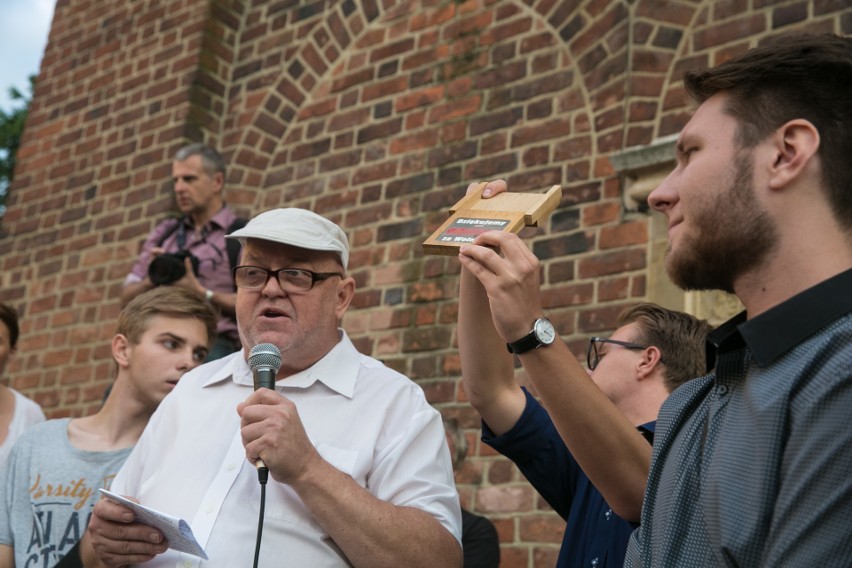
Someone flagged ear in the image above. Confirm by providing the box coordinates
[112,334,133,369]
[213,171,225,194]
[767,119,820,191]
[334,276,356,321]
[635,346,664,382]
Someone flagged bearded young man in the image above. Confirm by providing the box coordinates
[458,33,852,567]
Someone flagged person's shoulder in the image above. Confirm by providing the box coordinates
[213,206,240,229]
[11,418,70,449]
[357,354,434,400]
[151,216,182,231]
[360,354,414,383]
[27,417,70,435]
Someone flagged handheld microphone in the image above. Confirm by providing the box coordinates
[248,343,282,473]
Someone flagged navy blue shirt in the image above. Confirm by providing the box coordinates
[484,388,653,568]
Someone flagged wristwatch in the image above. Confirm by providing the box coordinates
[506,317,556,354]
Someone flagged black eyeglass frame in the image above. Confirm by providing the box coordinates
[586,337,654,371]
[233,265,344,292]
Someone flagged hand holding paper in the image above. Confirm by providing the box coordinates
[98,489,208,560]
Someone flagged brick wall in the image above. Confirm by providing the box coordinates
[1,1,849,565]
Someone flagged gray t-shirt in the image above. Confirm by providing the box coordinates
[0,418,132,568]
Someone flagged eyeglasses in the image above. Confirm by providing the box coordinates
[233,265,343,292]
[586,337,652,371]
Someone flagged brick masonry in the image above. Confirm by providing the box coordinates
[1,1,850,565]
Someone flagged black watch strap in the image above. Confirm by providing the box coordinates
[506,330,541,354]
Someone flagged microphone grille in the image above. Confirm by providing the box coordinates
[248,343,282,373]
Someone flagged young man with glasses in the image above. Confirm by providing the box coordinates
[458,233,710,567]
[80,208,463,568]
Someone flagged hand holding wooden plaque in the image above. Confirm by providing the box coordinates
[422,182,562,256]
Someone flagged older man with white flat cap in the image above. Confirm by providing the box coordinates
[79,208,463,568]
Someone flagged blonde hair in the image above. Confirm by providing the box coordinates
[117,287,217,346]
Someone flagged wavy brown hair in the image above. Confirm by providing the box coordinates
[617,303,712,393]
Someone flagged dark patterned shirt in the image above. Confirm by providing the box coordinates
[626,268,852,566]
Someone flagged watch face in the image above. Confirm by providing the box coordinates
[534,318,556,344]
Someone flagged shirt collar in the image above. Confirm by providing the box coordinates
[202,329,361,398]
[182,205,233,231]
[706,268,852,369]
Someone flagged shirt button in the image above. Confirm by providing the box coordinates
[591,558,599,567]
[227,463,237,471]
[605,509,612,520]
[718,384,728,395]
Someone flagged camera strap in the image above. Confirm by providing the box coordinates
[175,221,188,250]
[154,218,184,251]
[155,215,245,276]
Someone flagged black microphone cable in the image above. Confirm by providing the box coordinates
[252,463,269,568]
[248,344,282,568]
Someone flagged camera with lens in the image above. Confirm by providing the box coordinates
[148,251,200,286]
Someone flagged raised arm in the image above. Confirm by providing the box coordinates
[458,224,651,521]
[457,265,526,434]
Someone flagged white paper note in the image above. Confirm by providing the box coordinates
[98,488,209,560]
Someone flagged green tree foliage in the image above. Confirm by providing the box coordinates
[0,75,34,219]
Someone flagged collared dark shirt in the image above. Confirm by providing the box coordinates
[626,268,852,567]
[485,388,653,568]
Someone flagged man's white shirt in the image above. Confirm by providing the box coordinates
[111,331,461,567]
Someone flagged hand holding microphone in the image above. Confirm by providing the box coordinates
[248,343,282,474]
[247,343,282,566]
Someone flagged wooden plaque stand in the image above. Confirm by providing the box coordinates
[422,183,562,256]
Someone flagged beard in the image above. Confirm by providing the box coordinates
[665,153,778,293]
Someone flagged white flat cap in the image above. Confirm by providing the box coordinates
[227,208,349,269]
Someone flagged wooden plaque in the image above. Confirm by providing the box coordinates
[422,183,562,256]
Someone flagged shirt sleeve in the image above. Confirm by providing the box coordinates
[367,399,462,542]
[761,358,852,565]
[482,387,581,519]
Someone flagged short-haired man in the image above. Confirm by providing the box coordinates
[122,143,243,360]
[623,32,852,567]
[82,208,462,568]
[0,287,216,568]
[458,287,709,566]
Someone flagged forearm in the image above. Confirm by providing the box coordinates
[458,268,525,434]
[0,544,14,567]
[517,341,651,520]
[291,460,462,568]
